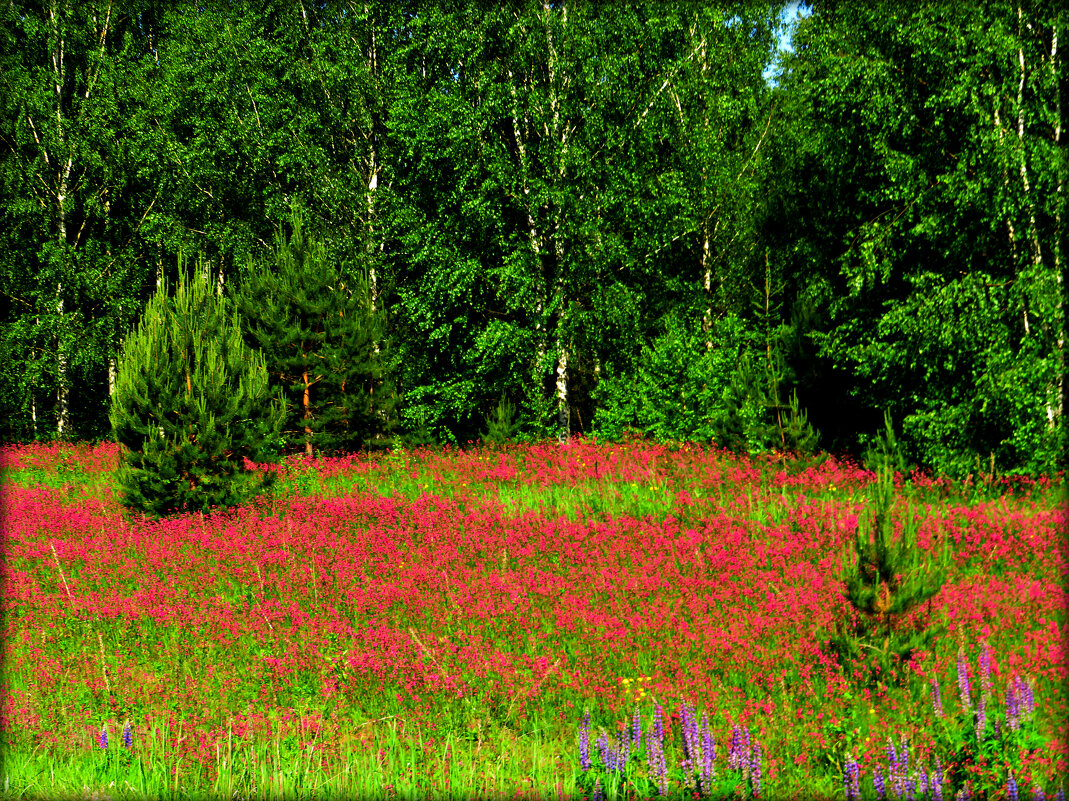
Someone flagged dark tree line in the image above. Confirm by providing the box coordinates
[1,0,1064,476]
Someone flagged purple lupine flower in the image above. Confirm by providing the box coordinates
[918,768,929,797]
[596,730,613,772]
[931,677,944,718]
[979,642,992,700]
[680,702,697,785]
[904,775,916,801]
[579,711,592,771]
[1008,776,1019,801]
[1055,787,1065,801]
[653,704,665,744]
[1022,678,1035,716]
[975,694,987,742]
[873,765,887,801]
[731,726,744,771]
[844,760,860,801]
[957,646,972,710]
[632,706,642,752]
[751,741,762,798]
[647,729,669,796]
[682,702,699,763]
[99,724,108,749]
[932,758,944,801]
[699,712,715,794]
[122,719,132,749]
[592,776,604,801]
[617,732,630,773]
[1007,683,1021,731]
[1034,786,1046,801]
[901,738,910,776]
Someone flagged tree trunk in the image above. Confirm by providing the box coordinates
[303,369,313,456]
[1051,21,1065,427]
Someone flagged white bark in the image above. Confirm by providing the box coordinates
[555,346,569,443]
[543,3,571,439]
[56,288,69,436]
[1015,8,1044,272]
[1052,22,1064,425]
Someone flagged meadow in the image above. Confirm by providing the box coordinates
[0,439,1065,800]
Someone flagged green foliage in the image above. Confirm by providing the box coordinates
[863,410,907,474]
[593,312,758,444]
[480,394,524,446]
[232,211,396,455]
[829,465,949,690]
[109,261,283,517]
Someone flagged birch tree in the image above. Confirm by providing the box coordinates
[0,0,158,439]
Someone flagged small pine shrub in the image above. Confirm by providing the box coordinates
[110,261,283,517]
[481,394,523,445]
[829,464,950,689]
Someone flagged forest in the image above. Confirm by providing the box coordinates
[1,0,1065,477]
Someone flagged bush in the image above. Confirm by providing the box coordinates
[593,312,759,444]
[109,261,283,517]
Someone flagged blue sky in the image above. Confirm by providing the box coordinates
[765,1,812,84]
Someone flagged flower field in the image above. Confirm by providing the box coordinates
[0,439,1066,799]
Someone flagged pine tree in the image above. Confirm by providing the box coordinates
[233,211,395,456]
[829,464,949,689]
[110,260,283,517]
[481,394,523,446]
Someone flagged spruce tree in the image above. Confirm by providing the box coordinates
[110,261,283,517]
[233,212,395,455]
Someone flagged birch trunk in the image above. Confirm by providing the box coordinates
[544,2,571,442]
[49,4,72,437]
[1051,22,1064,426]
[365,7,381,313]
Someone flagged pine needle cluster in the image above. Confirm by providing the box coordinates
[109,261,283,517]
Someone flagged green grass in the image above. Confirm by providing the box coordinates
[1,442,1065,800]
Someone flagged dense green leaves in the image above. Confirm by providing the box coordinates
[0,1,1063,476]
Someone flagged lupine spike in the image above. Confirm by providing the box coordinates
[1007,776,1019,801]
[579,712,592,772]
[957,646,972,710]
[99,724,108,750]
[873,765,886,801]
[700,712,715,793]
[975,694,987,742]
[979,641,992,699]
[930,676,944,717]
[752,740,763,798]
[122,719,132,749]
[1022,678,1035,715]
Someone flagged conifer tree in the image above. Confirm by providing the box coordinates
[110,261,283,517]
[830,463,949,689]
[233,212,395,455]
